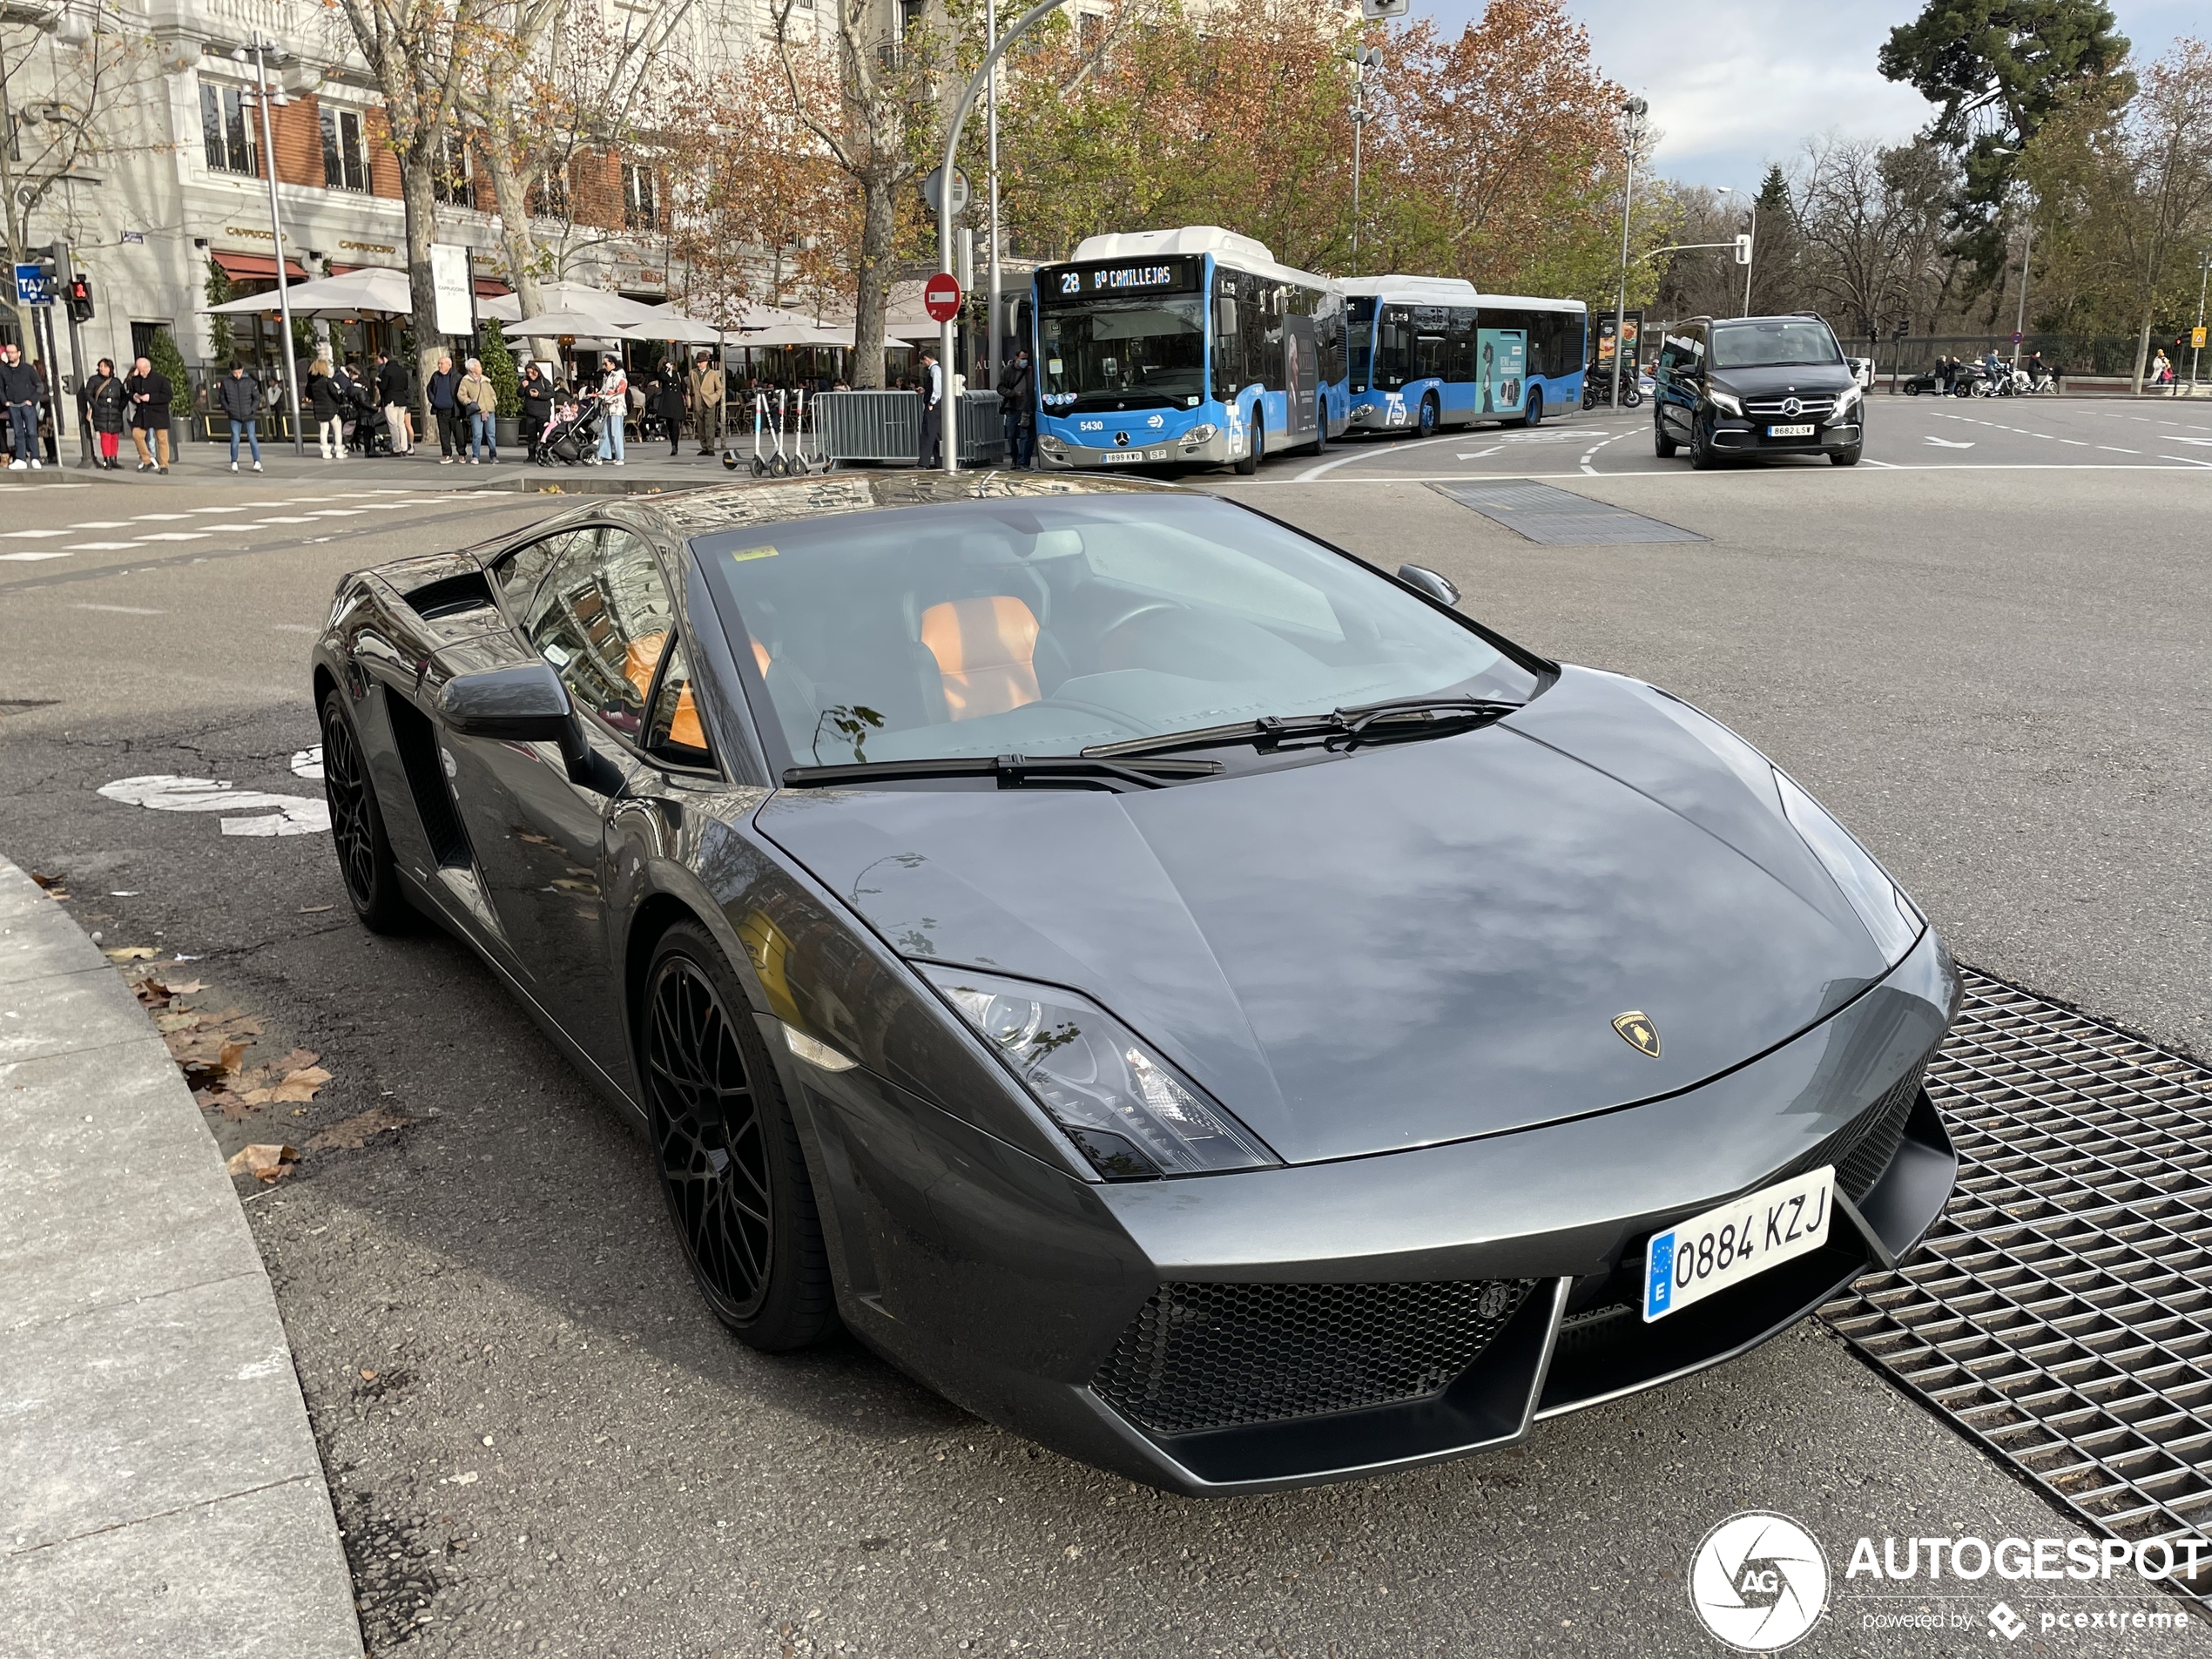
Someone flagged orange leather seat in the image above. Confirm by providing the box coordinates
[920,597,1040,720]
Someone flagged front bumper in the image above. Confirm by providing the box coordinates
[806,928,1959,1495]
[1711,418,1862,455]
[1036,428,1238,469]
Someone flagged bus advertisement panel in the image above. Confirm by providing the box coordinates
[1339,277,1587,437]
[1030,228,1345,475]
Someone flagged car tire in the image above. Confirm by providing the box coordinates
[641,919,837,1352]
[1830,445,1862,467]
[1904,384,1919,396]
[1653,415,1677,458]
[1417,394,1439,440]
[1232,408,1262,475]
[1689,415,1720,470]
[319,688,413,934]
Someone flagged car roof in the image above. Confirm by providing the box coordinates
[636,470,1177,541]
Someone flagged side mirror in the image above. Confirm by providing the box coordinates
[1397,564,1459,606]
[437,662,573,742]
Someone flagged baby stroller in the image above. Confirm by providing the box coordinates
[536,401,604,466]
[351,392,391,457]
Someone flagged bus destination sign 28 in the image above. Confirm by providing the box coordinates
[1045,257,1201,300]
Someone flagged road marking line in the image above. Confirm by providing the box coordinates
[2100,446,2140,453]
[72,602,162,614]
[0,528,68,537]
[1290,431,1475,482]
[1456,448,1502,459]
[129,513,192,522]
[298,509,365,517]
[254,516,320,524]
[62,541,139,550]
[0,550,70,560]
[2161,455,2212,468]
[69,520,133,529]
[2058,438,2088,445]
[1861,458,1899,468]
[132,532,212,542]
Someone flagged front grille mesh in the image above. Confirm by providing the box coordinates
[1745,395,1838,417]
[1093,1278,1534,1436]
[1775,1059,1929,1203]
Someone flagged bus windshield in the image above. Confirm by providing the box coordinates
[1038,297,1208,412]
[1347,297,1375,391]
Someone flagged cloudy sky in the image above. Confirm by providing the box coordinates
[1415,1,2208,192]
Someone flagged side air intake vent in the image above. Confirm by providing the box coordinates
[1093,1278,1536,1436]
[383,688,471,868]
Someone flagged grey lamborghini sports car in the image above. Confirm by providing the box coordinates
[311,472,1957,1494]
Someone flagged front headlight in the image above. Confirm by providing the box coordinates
[1037,434,1066,455]
[921,965,1278,1180]
[1773,769,1923,964]
[1183,423,1218,445]
[1707,388,1743,417]
[1830,382,1862,423]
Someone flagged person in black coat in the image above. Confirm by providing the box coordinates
[0,343,41,469]
[125,355,173,472]
[82,358,127,469]
[518,363,553,460]
[306,359,347,460]
[655,368,687,456]
[996,347,1034,469]
[375,352,414,454]
[215,362,264,471]
[426,353,463,462]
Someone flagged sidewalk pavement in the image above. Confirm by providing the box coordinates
[0,856,361,1657]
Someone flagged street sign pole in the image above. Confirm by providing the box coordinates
[985,0,1001,404]
[937,0,1075,476]
[1612,98,1647,411]
[53,235,88,464]
[247,41,305,455]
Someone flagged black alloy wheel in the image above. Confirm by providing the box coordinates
[319,688,411,933]
[1689,413,1721,470]
[1653,412,1678,458]
[1417,394,1439,440]
[642,921,835,1351]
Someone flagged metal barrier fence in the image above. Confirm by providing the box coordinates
[813,388,1006,467]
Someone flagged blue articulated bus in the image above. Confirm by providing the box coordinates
[1032,226,1346,474]
[1338,276,1588,437]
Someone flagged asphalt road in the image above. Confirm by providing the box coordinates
[2,423,2207,1659]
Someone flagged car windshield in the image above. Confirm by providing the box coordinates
[695,493,1535,770]
[1038,299,1207,411]
[1709,320,1842,370]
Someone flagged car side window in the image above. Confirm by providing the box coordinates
[522,526,676,742]
[489,531,575,614]
[645,637,713,768]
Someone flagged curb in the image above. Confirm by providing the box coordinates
[0,856,362,1657]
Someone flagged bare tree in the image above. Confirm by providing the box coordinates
[1792,134,1959,337]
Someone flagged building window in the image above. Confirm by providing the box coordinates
[529,164,570,219]
[320,107,367,192]
[622,164,658,232]
[199,83,255,176]
[433,130,473,208]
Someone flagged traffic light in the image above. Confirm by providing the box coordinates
[64,273,91,323]
[1734,233,1752,266]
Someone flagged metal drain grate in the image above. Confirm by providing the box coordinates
[1824,972,2212,1597]
[1426,479,1706,544]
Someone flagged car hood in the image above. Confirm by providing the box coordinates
[1709,363,1857,400]
[755,666,1898,1165]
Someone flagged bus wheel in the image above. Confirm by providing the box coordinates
[1232,408,1261,475]
[1417,395,1438,440]
[1525,388,1544,428]
[1312,395,1327,455]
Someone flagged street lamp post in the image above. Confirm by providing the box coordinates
[238,41,304,455]
[936,0,1074,476]
[985,0,1001,401]
[1349,46,1378,276]
[1715,185,1757,316]
[1610,96,1648,411]
[2012,216,2034,372]
[2191,250,2210,392]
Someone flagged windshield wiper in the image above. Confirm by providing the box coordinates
[1084,696,1522,760]
[781,754,1223,792]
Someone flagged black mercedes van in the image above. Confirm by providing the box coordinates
[1652,314,1864,469]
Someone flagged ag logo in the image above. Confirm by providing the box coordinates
[1689,1512,1828,1651]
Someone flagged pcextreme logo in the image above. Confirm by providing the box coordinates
[1689,1512,1829,1651]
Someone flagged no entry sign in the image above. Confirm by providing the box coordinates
[924,273,962,323]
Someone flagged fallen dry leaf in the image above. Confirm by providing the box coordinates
[104,946,157,961]
[269,1065,331,1103]
[160,978,205,995]
[273,1048,320,1074]
[307,1106,413,1151]
[155,1010,202,1033]
[30,871,65,890]
[225,1143,297,1182]
[217,1094,260,1123]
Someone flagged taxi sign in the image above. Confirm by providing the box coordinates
[924,273,962,323]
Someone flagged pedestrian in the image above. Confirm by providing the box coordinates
[519,362,552,461]
[0,342,42,470]
[656,363,687,457]
[33,358,57,463]
[458,356,498,464]
[917,348,942,469]
[689,353,723,454]
[125,354,173,472]
[592,354,627,466]
[995,346,1033,469]
[216,361,265,472]
[427,352,462,464]
[2151,348,2172,386]
[82,357,126,469]
[307,359,347,460]
[376,351,413,454]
